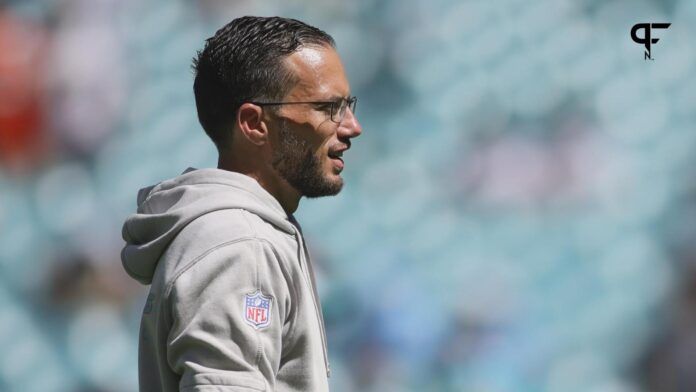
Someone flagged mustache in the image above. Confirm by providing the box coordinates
[333,139,351,152]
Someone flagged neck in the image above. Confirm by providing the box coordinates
[218,154,302,215]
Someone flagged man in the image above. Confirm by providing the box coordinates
[120,16,362,391]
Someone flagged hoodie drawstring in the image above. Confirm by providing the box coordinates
[293,229,331,378]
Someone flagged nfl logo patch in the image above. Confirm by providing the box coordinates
[243,290,273,329]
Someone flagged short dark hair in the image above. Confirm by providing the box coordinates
[192,16,335,152]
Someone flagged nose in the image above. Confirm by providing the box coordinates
[338,107,362,139]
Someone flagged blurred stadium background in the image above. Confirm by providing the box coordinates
[1,0,695,391]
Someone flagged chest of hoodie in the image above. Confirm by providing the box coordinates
[251,214,330,378]
[193,208,328,373]
[142,207,330,376]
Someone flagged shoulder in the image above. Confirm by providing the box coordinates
[163,237,296,337]
[155,208,299,291]
[166,237,266,295]
[182,208,256,243]
[178,208,295,247]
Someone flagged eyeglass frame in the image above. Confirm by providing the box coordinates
[248,96,357,124]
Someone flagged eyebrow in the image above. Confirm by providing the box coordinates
[326,94,351,101]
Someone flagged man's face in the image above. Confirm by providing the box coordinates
[268,45,362,198]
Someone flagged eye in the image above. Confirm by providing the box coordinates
[316,102,333,113]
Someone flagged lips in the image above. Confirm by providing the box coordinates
[327,150,343,159]
[328,148,345,170]
[328,143,349,159]
[330,156,344,170]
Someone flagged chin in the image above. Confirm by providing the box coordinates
[303,174,343,198]
[322,172,344,193]
[290,153,346,198]
[330,175,344,190]
[327,170,345,189]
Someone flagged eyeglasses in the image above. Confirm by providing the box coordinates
[249,96,357,123]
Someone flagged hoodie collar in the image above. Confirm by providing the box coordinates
[121,167,298,284]
[173,167,290,220]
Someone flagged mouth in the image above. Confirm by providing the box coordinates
[328,149,346,170]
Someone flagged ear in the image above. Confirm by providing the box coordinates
[237,103,268,146]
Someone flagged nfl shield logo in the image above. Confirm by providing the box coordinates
[243,290,273,329]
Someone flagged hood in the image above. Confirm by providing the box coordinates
[121,167,296,284]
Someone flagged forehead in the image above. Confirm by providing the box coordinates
[282,45,349,100]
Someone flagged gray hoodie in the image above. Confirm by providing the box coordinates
[121,167,330,391]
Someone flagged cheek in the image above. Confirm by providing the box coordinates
[308,126,335,154]
[288,117,336,153]
[313,146,331,168]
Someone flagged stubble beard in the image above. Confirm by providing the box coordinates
[271,119,344,198]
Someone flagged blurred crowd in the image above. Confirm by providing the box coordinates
[1,0,695,391]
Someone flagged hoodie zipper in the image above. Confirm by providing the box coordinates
[295,230,331,378]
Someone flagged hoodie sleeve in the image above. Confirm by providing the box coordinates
[165,238,295,391]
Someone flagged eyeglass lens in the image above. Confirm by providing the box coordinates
[331,98,357,122]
